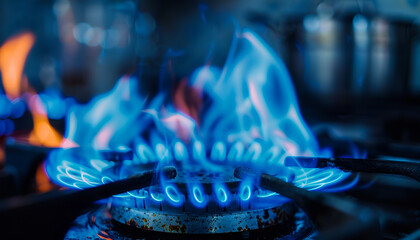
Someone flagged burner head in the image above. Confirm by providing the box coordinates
[108,141,296,234]
[46,140,355,234]
[111,140,295,213]
[65,205,314,239]
[110,156,295,234]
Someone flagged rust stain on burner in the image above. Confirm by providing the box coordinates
[181,224,187,233]
[127,219,138,228]
[168,224,180,232]
[168,224,187,233]
[257,217,263,229]
[110,202,297,234]
[272,207,289,223]
[140,224,154,231]
[237,226,249,232]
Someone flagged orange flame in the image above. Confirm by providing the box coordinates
[173,79,202,125]
[97,231,113,240]
[0,32,76,148]
[36,162,57,192]
[0,32,35,99]
[27,93,67,147]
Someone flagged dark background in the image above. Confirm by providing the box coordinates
[1,0,420,146]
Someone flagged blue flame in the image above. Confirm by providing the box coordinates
[213,182,230,206]
[239,184,251,201]
[194,29,318,155]
[45,27,360,209]
[239,178,253,201]
[256,190,278,198]
[135,139,157,163]
[165,184,183,206]
[63,75,150,149]
[128,189,148,199]
[211,141,227,162]
[188,183,207,208]
[150,192,164,202]
[173,141,188,162]
[38,89,67,119]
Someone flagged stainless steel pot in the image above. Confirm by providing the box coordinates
[243,1,420,110]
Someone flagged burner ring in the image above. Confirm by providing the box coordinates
[45,141,354,235]
[111,141,295,214]
[65,204,314,239]
[108,141,298,234]
[110,201,297,234]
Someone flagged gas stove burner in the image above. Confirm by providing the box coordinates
[107,141,297,234]
[46,140,356,235]
[110,202,297,234]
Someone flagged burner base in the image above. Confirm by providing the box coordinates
[110,202,297,234]
[65,204,315,239]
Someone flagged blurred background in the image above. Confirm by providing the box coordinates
[1,0,420,164]
[1,2,420,238]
